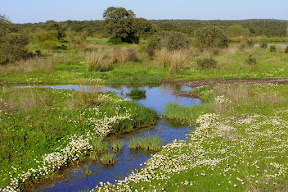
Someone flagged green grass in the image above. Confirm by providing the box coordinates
[96,84,288,191]
[1,40,287,85]
[110,140,123,151]
[0,87,157,190]
[129,137,163,151]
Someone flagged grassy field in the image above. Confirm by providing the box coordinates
[0,86,157,191]
[0,38,287,85]
[94,84,288,191]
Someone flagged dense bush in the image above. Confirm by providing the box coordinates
[194,26,229,49]
[197,57,218,69]
[260,40,268,49]
[148,31,191,51]
[285,46,288,53]
[0,33,29,64]
[270,45,276,52]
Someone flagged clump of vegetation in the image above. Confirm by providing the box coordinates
[100,152,116,165]
[127,89,146,99]
[0,15,29,64]
[86,49,115,72]
[285,45,288,53]
[245,55,257,65]
[148,31,191,51]
[129,138,140,149]
[110,140,123,151]
[239,38,255,50]
[197,57,217,70]
[89,137,109,153]
[138,137,163,151]
[194,26,229,49]
[129,137,163,151]
[270,45,276,52]
[155,48,192,74]
[260,40,268,49]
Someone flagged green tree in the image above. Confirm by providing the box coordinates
[226,25,250,38]
[103,7,138,43]
[132,18,156,38]
[195,26,229,49]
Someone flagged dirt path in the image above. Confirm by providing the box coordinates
[180,77,288,87]
[174,77,288,98]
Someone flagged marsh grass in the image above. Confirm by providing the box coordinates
[100,153,116,165]
[129,137,163,151]
[110,140,123,151]
[89,137,109,153]
[127,89,146,99]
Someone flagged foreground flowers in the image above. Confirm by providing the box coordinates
[93,110,288,191]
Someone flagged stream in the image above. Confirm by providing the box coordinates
[19,83,201,192]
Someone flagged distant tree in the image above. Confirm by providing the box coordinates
[195,26,229,49]
[132,18,156,38]
[103,7,138,43]
[226,25,250,38]
[159,22,176,31]
[148,31,191,51]
[45,20,66,40]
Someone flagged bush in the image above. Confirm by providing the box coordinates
[239,38,255,50]
[260,40,268,49]
[0,33,29,63]
[148,31,191,51]
[285,46,288,53]
[270,45,276,52]
[194,26,229,49]
[245,55,257,65]
[197,57,217,70]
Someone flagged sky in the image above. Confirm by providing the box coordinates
[0,0,287,24]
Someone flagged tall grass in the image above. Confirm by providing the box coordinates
[129,137,163,151]
[155,48,192,74]
[86,47,139,72]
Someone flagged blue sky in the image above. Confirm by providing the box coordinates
[0,0,287,23]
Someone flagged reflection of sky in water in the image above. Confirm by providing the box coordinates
[17,84,201,192]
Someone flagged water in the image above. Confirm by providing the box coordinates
[20,84,201,192]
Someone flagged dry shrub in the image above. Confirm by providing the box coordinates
[86,49,116,72]
[86,47,139,72]
[113,47,139,63]
[155,48,192,74]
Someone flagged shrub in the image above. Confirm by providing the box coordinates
[239,38,255,50]
[127,89,146,99]
[148,31,191,51]
[285,46,288,53]
[245,55,257,65]
[260,40,268,49]
[270,45,276,52]
[113,47,139,63]
[197,57,217,70]
[86,49,116,72]
[194,26,229,49]
[0,33,29,63]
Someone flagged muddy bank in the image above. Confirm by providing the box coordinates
[178,77,288,87]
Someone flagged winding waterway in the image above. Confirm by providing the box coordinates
[19,84,201,192]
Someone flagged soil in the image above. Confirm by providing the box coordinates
[179,77,288,87]
[175,77,288,98]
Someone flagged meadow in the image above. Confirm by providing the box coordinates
[0,87,157,191]
[1,14,288,191]
[94,84,288,191]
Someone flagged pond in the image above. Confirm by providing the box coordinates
[18,83,201,192]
